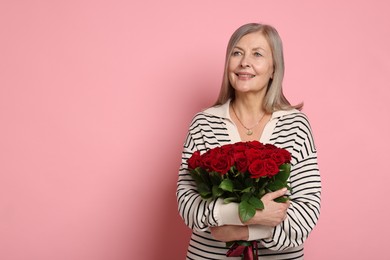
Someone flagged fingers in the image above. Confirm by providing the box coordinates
[263,188,288,200]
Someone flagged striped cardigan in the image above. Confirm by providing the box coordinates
[177,100,321,259]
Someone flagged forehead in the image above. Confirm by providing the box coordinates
[235,32,271,51]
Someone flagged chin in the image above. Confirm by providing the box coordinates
[233,86,255,93]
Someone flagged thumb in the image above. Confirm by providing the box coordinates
[263,188,288,200]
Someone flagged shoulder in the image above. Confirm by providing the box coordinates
[190,111,224,126]
[270,110,317,153]
[274,109,312,127]
[189,101,230,128]
[272,109,315,139]
[203,101,230,118]
[187,111,227,135]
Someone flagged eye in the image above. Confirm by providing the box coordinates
[232,51,242,56]
[254,52,262,57]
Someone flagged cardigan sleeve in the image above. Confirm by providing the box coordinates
[176,114,244,231]
[252,113,321,250]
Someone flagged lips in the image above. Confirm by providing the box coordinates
[236,72,255,79]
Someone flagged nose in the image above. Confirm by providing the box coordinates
[240,55,251,68]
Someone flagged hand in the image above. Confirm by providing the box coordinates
[244,188,290,227]
[210,225,249,242]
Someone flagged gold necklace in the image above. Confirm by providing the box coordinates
[232,104,265,136]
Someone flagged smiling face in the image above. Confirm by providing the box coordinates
[228,31,274,96]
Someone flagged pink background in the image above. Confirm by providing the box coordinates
[1,1,389,259]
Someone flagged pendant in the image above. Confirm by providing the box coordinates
[246,129,253,135]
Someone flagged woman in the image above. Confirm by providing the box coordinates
[177,23,321,259]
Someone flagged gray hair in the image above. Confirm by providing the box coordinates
[214,23,302,112]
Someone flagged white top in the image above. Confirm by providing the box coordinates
[177,100,321,259]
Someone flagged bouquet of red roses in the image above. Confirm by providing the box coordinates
[187,141,291,259]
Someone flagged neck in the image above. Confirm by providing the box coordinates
[232,93,265,118]
[230,97,267,136]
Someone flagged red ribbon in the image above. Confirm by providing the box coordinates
[226,241,258,260]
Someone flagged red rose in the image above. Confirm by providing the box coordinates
[279,148,292,163]
[248,159,267,178]
[200,148,218,171]
[233,151,249,173]
[188,150,201,169]
[221,144,235,155]
[208,151,233,175]
[264,143,277,150]
[246,141,265,150]
[270,150,285,166]
[245,148,269,164]
[232,142,247,153]
[248,159,279,178]
[263,159,280,177]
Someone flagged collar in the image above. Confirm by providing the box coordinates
[203,99,300,121]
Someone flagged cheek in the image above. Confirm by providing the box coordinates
[256,63,273,77]
[228,57,241,71]
[227,61,235,73]
[228,72,236,87]
[227,66,236,82]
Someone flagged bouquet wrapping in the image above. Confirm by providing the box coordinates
[187,141,291,259]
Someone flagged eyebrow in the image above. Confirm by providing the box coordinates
[234,46,267,52]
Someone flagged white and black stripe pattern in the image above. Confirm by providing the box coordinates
[178,113,231,231]
[177,110,321,259]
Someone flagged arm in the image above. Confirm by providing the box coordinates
[210,188,290,242]
[176,132,217,231]
[176,115,244,231]
[258,114,321,250]
[212,114,321,248]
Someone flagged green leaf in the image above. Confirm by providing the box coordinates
[241,192,251,202]
[212,185,224,198]
[240,186,253,193]
[266,179,285,191]
[199,192,212,199]
[275,164,291,182]
[239,200,256,222]
[280,163,291,173]
[229,166,237,175]
[219,179,233,192]
[223,197,239,203]
[248,196,264,210]
[274,196,289,203]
